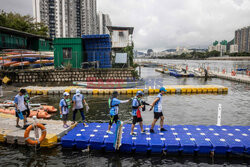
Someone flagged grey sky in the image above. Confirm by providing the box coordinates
[1,0,250,51]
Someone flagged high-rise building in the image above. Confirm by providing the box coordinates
[235,26,250,53]
[97,12,112,34]
[33,0,98,38]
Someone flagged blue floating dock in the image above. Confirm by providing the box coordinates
[61,123,250,156]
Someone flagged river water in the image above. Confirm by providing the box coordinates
[0,59,250,166]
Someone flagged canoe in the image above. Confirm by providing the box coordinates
[10,61,30,67]
[73,81,145,89]
[3,54,54,60]
[2,61,19,67]
[33,60,54,64]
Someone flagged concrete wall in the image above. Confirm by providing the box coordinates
[2,69,136,83]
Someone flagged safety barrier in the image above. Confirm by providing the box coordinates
[22,85,228,96]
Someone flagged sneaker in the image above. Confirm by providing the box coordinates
[141,130,146,134]
[150,129,155,133]
[160,128,167,132]
[106,130,113,135]
[130,132,137,136]
[63,125,68,128]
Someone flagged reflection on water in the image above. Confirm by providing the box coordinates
[0,59,250,166]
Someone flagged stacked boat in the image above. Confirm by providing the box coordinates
[0,101,57,119]
[0,49,54,69]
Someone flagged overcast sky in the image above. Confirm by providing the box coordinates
[1,0,250,51]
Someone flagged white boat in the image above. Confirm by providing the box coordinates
[73,81,145,89]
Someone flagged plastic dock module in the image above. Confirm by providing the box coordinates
[60,123,250,156]
[22,85,229,96]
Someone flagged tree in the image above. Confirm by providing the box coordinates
[0,10,48,36]
[122,43,134,67]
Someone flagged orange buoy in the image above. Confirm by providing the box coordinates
[42,105,57,113]
[231,71,236,76]
[24,123,46,145]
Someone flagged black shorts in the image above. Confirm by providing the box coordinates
[74,108,84,112]
[109,115,119,125]
[15,110,27,118]
[132,116,142,125]
[63,114,68,121]
[154,112,163,119]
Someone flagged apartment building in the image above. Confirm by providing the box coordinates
[235,26,250,53]
[33,0,98,38]
[97,12,112,34]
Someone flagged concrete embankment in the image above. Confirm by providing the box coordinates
[207,57,250,61]
[1,68,136,84]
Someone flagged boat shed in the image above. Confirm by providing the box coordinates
[0,26,53,51]
[53,38,85,69]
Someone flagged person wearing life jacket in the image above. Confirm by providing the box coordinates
[106,91,130,134]
[59,92,70,128]
[130,91,146,136]
[72,89,88,126]
[0,76,3,97]
[14,89,28,128]
[23,90,30,119]
[149,87,167,133]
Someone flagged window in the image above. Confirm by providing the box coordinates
[119,31,124,36]
[63,48,72,59]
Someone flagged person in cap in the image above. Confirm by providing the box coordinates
[106,91,130,134]
[59,92,70,128]
[72,89,88,126]
[130,90,146,136]
[0,76,3,97]
[23,90,30,120]
[149,87,167,133]
[14,89,28,128]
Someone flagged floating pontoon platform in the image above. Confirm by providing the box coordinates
[22,85,228,96]
[61,123,250,155]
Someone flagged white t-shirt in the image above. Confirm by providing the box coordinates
[14,94,27,112]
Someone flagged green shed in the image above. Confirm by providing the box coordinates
[29,38,53,51]
[54,38,84,69]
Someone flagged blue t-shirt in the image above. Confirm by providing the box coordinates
[109,98,121,116]
[132,97,140,116]
[72,94,84,109]
[154,93,163,113]
[60,99,69,115]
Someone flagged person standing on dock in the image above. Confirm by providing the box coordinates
[149,87,167,133]
[14,89,27,128]
[106,91,130,134]
[0,76,3,97]
[130,91,146,136]
[72,89,88,126]
[24,90,30,119]
[59,92,70,128]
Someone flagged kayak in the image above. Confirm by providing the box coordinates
[10,61,30,67]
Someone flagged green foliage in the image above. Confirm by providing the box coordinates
[229,52,250,57]
[0,10,48,36]
[206,50,220,57]
[122,43,134,67]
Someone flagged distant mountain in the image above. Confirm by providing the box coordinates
[163,49,176,52]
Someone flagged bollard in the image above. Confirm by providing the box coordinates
[216,104,222,126]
